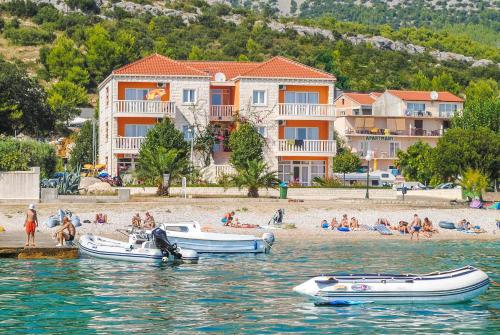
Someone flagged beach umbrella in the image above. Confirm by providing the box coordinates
[146,89,167,100]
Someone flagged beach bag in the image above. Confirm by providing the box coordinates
[71,216,81,227]
[45,216,60,228]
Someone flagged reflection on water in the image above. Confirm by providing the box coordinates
[0,240,498,334]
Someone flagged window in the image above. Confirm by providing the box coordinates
[359,141,369,156]
[389,142,400,157]
[182,125,193,141]
[183,89,196,103]
[124,124,154,137]
[284,127,319,140]
[256,126,267,138]
[106,87,110,106]
[284,91,319,104]
[125,88,150,100]
[407,103,426,112]
[252,90,266,105]
[439,103,458,116]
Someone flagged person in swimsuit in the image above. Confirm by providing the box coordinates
[329,217,338,230]
[410,214,422,241]
[132,213,142,228]
[54,216,76,247]
[340,214,349,228]
[143,212,156,229]
[94,213,108,225]
[24,204,38,247]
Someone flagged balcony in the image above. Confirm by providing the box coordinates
[210,105,234,122]
[113,137,145,154]
[214,164,236,177]
[113,100,175,118]
[277,103,335,120]
[346,128,443,137]
[276,139,337,157]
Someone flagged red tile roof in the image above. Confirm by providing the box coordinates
[113,54,335,80]
[342,93,377,105]
[387,90,464,102]
[179,60,261,80]
[113,54,208,77]
[237,56,335,80]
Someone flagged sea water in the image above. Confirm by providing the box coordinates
[0,240,498,334]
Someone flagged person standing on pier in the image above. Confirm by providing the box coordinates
[24,204,38,247]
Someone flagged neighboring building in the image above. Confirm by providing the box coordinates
[335,90,464,171]
[98,54,337,185]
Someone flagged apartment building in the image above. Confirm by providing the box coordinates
[98,54,337,185]
[334,90,464,171]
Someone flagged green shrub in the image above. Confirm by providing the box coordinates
[4,27,55,45]
[0,138,59,178]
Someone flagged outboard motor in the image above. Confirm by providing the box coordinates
[152,228,182,260]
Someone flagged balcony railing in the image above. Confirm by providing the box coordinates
[113,137,145,151]
[346,128,443,136]
[276,139,336,156]
[277,103,335,119]
[214,164,236,177]
[210,105,234,121]
[113,100,175,117]
[438,111,456,118]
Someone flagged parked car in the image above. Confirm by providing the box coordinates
[393,182,429,191]
[436,183,459,189]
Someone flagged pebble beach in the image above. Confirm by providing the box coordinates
[1,199,499,244]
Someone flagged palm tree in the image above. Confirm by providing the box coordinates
[457,169,489,201]
[232,159,279,198]
[136,147,189,196]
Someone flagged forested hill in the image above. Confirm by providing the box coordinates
[0,0,498,105]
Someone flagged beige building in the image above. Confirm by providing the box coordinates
[335,90,464,171]
[98,54,337,185]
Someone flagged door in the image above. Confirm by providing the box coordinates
[414,120,423,135]
[293,166,300,183]
[301,166,310,186]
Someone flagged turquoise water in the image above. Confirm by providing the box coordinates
[0,240,498,334]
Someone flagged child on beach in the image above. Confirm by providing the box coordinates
[94,213,108,225]
[132,213,142,228]
[143,212,156,229]
[24,204,38,247]
[329,218,338,230]
[410,214,422,241]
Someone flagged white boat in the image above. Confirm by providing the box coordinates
[293,266,490,304]
[129,221,275,254]
[79,229,199,264]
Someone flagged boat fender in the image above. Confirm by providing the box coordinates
[262,232,275,245]
[161,256,169,263]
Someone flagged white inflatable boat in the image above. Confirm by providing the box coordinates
[79,229,198,264]
[293,266,490,304]
[129,221,275,254]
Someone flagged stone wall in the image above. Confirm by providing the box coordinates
[0,167,40,202]
[41,188,130,203]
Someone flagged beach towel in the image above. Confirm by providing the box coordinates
[470,199,483,209]
[487,202,500,210]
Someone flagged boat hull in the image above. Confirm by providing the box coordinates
[167,235,268,253]
[78,234,198,264]
[293,266,490,304]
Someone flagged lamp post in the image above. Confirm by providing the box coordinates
[188,127,195,182]
[365,151,372,199]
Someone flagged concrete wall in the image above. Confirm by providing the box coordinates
[0,167,40,202]
[41,188,130,203]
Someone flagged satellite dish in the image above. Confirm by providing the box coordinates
[430,91,439,100]
[214,72,226,82]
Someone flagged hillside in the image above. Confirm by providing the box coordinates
[0,0,498,100]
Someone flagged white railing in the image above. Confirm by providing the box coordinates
[278,103,335,118]
[277,140,336,154]
[210,105,234,121]
[113,100,175,117]
[113,137,145,151]
[214,164,236,177]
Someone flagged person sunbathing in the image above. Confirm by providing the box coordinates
[422,217,438,237]
[457,219,470,230]
[350,217,360,229]
[340,214,349,227]
[395,221,409,233]
[230,217,260,228]
[377,218,390,226]
[143,212,156,229]
[94,213,108,225]
[329,217,338,230]
[132,213,142,228]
